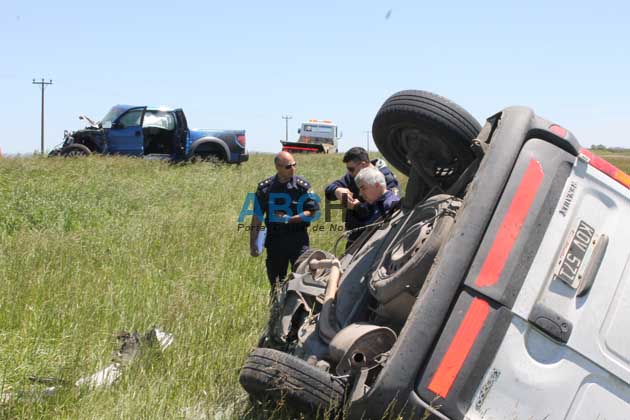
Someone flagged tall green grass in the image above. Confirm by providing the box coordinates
[2,149,626,419]
[0,153,375,419]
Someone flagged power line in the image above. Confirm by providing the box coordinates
[32,78,53,155]
[282,115,292,143]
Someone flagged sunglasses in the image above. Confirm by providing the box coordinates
[284,162,297,170]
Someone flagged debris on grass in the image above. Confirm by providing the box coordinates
[1,326,173,403]
[76,327,173,389]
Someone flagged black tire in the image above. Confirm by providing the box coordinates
[240,348,345,413]
[60,143,91,157]
[191,152,225,164]
[372,90,481,188]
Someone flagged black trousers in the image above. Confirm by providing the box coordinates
[265,230,309,288]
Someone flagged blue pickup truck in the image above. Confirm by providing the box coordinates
[50,105,249,163]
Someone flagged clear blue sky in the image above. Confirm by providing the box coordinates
[1,0,629,155]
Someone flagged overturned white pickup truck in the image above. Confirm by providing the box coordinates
[241,90,630,420]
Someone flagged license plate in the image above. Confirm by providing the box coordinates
[554,220,596,288]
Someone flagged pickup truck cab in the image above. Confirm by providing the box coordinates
[50,105,248,163]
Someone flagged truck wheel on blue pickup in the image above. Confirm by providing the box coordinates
[189,138,228,163]
[372,90,481,195]
[239,348,345,413]
[191,153,223,163]
[60,143,91,157]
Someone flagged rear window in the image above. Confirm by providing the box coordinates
[303,124,334,135]
[143,111,176,130]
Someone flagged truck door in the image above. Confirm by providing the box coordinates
[174,109,189,157]
[107,107,145,156]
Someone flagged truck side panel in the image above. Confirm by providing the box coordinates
[463,317,629,420]
[462,153,630,419]
[511,156,630,384]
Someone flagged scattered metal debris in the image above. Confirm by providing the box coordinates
[0,326,173,404]
[74,363,122,390]
[75,327,173,389]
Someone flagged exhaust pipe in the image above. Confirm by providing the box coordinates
[308,258,342,343]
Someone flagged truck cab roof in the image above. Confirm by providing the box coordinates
[112,104,181,112]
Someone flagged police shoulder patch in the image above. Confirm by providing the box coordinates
[296,177,311,190]
[258,176,273,189]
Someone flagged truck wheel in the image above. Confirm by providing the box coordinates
[370,195,459,305]
[372,90,481,191]
[240,348,345,413]
[60,144,91,157]
[191,152,224,163]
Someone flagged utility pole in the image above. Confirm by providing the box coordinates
[32,78,53,154]
[282,115,292,142]
[364,130,371,153]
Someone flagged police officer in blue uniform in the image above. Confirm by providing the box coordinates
[249,151,319,288]
[325,147,400,248]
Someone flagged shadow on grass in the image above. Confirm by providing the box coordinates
[238,397,342,420]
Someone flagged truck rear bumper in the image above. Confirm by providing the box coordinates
[234,152,249,163]
[281,142,326,153]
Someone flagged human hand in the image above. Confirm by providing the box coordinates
[250,245,261,257]
[346,197,360,210]
[334,187,351,201]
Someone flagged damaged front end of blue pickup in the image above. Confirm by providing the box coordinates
[50,105,248,163]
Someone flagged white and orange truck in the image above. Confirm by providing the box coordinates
[281,119,341,153]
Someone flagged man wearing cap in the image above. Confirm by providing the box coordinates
[325,147,400,248]
[249,151,319,288]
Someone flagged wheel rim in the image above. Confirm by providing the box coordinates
[373,197,455,280]
[386,125,468,182]
[383,220,434,276]
[65,149,86,157]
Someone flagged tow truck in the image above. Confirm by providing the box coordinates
[280,119,341,153]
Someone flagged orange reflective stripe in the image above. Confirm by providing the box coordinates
[427,298,490,398]
[475,159,544,287]
[581,149,630,189]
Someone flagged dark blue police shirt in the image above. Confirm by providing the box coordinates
[324,159,400,231]
[256,175,319,236]
[361,190,401,224]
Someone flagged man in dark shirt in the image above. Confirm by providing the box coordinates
[352,166,401,224]
[324,147,400,247]
[249,151,319,288]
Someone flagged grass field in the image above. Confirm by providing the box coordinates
[591,149,630,171]
[1,149,628,419]
[0,153,381,419]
